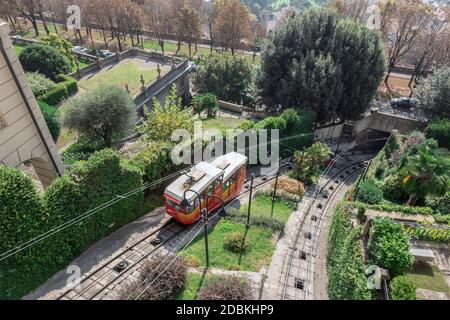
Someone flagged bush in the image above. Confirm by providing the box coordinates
[120,254,187,300]
[425,192,450,215]
[37,101,61,141]
[426,119,450,150]
[191,93,219,118]
[382,174,409,203]
[405,226,450,244]
[254,116,287,132]
[19,44,71,81]
[368,218,413,277]
[238,120,256,131]
[132,142,179,185]
[26,72,56,96]
[271,176,305,197]
[223,231,251,254]
[37,74,78,106]
[327,204,371,300]
[197,276,253,300]
[61,139,104,164]
[390,276,416,300]
[40,33,75,66]
[356,180,383,205]
[185,256,201,268]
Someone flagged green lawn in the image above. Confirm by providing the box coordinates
[406,263,450,294]
[201,117,246,132]
[182,220,276,272]
[239,194,295,224]
[78,60,160,95]
[13,44,26,56]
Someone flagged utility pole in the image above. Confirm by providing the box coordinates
[201,208,210,268]
[247,174,255,226]
[271,169,280,218]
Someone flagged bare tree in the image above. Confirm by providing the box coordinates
[145,0,173,54]
[6,0,41,36]
[383,0,431,93]
[172,0,201,58]
[213,0,252,55]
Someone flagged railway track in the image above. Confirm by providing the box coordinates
[57,157,294,300]
[279,150,374,300]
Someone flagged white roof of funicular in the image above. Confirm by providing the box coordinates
[165,161,224,203]
[211,152,247,182]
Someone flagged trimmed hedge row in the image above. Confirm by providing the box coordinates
[327,203,372,300]
[37,74,78,106]
[344,201,435,217]
[0,149,143,299]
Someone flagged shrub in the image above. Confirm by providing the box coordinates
[405,226,450,244]
[26,72,56,96]
[19,44,71,81]
[356,180,383,205]
[37,101,61,141]
[40,33,75,66]
[61,139,104,164]
[197,276,253,300]
[327,204,371,300]
[238,120,256,131]
[191,93,219,118]
[132,142,179,185]
[368,218,413,277]
[280,108,300,132]
[37,74,78,106]
[426,118,450,150]
[382,174,409,203]
[357,207,366,222]
[223,231,251,254]
[254,116,287,132]
[390,276,416,300]
[120,254,187,300]
[425,192,450,215]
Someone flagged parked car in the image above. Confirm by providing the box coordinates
[100,50,115,58]
[391,97,416,109]
[72,46,89,54]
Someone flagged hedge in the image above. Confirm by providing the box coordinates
[327,203,372,300]
[37,101,61,141]
[0,149,144,299]
[37,74,78,106]
[368,217,413,277]
[426,118,450,150]
[345,201,436,217]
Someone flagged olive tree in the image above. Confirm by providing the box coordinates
[63,85,135,147]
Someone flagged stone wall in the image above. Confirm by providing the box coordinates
[0,23,64,187]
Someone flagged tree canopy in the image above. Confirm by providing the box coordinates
[62,85,135,147]
[257,7,386,124]
[415,66,450,120]
[193,53,253,104]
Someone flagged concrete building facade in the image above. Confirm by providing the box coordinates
[0,22,64,187]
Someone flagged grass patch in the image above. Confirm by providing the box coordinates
[406,263,450,294]
[201,117,246,132]
[239,193,295,224]
[175,271,213,300]
[78,60,160,95]
[182,220,275,272]
[13,44,26,56]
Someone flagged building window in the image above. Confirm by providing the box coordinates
[0,113,7,130]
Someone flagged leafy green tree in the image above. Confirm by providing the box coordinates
[426,118,450,150]
[193,53,252,104]
[291,142,331,184]
[399,141,450,206]
[191,93,219,118]
[139,85,194,143]
[415,66,450,120]
[40,33,75,66]
[355,180,383,205]
[368,218,413,277]
[390,276,416,300]
[63,85,135,148]
[19,44,72,82]
[258,7,385,124]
